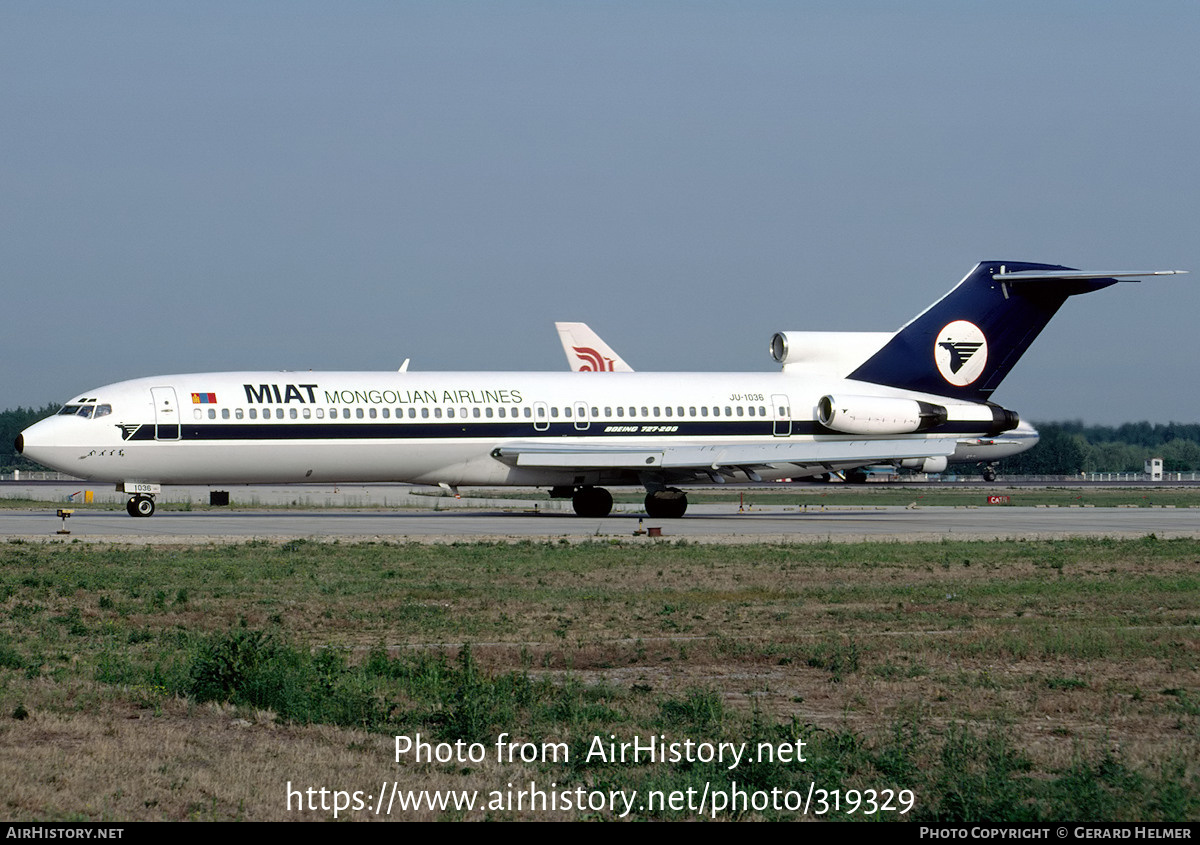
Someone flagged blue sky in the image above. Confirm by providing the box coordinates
[2,2,1197,424]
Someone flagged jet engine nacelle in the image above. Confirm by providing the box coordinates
[817,395,948,435]
[770,331,893,372]
[900,455,949,473]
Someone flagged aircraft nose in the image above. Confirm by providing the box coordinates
[15,420,57,468]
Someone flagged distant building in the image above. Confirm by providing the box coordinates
[1145,458,1163,481]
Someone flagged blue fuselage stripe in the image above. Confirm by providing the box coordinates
[122,419,997,442]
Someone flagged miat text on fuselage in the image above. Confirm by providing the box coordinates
[242,383,525,407]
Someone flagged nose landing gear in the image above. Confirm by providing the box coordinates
[126,495,156,517]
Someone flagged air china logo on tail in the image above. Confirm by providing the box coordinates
[934,320,988,386]
[572,346,615,372]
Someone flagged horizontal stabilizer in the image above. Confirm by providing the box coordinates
[994,268,1187,283]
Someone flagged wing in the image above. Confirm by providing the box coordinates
[491,437,954,480]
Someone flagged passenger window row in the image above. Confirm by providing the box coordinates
[190,404,773,421]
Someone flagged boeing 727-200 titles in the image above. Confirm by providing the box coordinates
[15,261,1184,518]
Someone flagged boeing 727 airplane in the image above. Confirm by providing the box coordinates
[15,261,1184,518]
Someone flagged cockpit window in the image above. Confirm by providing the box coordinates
[58,405,94,419]
[57,403,110,419]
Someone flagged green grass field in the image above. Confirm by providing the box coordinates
[1,537,1197,820]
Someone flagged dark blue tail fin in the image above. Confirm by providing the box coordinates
[847,261,1173,401]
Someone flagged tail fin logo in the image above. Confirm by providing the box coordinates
[934,321,988,386]
[571,346,615,372]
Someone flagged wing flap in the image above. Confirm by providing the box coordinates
[510,447,665,469]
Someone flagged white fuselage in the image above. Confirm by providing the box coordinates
[18,369,1035,488]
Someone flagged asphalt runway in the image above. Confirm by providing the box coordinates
[2,500,1196,544]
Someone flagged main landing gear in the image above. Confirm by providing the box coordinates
[982,463,998,483]
[644,487,688,519]
[126,494,156,517]
[556,485,689,518]
[571,486,613,518]
[554,484,691,518]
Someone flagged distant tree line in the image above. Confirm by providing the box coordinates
[0,405,59,472]
[995,421,1200,475]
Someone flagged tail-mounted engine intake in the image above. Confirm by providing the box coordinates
[770,331,893,372]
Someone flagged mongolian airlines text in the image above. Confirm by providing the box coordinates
[243,383,524,407]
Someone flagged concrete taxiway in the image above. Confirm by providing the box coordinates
[0,482,1195,544]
